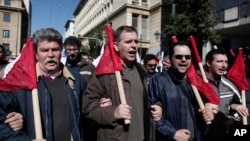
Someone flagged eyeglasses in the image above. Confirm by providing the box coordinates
[147,64,157,68]
[173,55,191,60]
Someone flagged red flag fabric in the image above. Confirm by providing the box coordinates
[227,48,248,91]
[0,37,37,91]
[95,24,122,75]
[187,64,220,105]
[172,36,178,43]
[189,36,202,63]
[189,36,203,71]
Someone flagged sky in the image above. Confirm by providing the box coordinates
[31,0,79,35]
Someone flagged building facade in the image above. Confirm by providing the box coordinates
[70,0,250,59]
[0,0,30,57]
[72,0,172,59]
[64,19,75,39]
[214,0,250,51]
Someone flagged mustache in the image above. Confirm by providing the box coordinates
[45,59,58,64]
[69,54,77,57]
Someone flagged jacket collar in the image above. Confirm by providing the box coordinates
[36,63,75,88]
[168,68,186,85]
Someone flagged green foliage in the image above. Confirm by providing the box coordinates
[166,0,221,45]
[86,25,105,59]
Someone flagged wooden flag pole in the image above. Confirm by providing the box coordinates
[32,88,43,139]
[115,71,131,124]
[189,36,209,83]
[191,84,211,124]
[241,90,247,125]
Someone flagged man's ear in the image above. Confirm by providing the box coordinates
[206,61,210,67]
[114,42,119,51]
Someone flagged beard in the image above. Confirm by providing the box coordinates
[67,53,81,65]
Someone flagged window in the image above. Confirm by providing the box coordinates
[132,14,138,30]
[141,16,148,39]
[3,30,10,38]
[132,14,148,39]
[2,43,9,53]
[141,0,148,7]
[4,0,11,6]
[3,13,10,22]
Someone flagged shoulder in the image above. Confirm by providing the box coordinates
[221,76,237,88]
[150,71,170,84]
[64,65,87,85]
[221,76,241,97]
[152,71,169,79]
[135,62,146,71]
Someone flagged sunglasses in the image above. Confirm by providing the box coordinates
[147,64,157,68]
[174,55,191,60]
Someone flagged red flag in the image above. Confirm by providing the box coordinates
[0,37,37,91]
[172,36,178,43]
[95,24,122,75]
[227,48,248,91]
[189,36,202,63]
[187,64,220,105]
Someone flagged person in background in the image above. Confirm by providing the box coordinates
[64,36,111,141]
[0,44,8,79]
[0,28,86,141]
[83,25,158,141]
[143,54,158,78]
[203,48,249,140]
[64,36,95,82]
[80,51,91,62]
[148,41,214,141]
[0,40,27,133]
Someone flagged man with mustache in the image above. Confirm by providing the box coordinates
[148,41,214,141]
[203,48,249,140]
[0,28,87,141]
[64,36,95,82]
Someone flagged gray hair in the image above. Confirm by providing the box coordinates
[32,28,62,52]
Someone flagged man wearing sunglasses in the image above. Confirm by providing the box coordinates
[148,41,214,141]
[143,54,158,77]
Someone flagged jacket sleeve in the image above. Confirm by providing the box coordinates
[0,91,32,141]
[82,74,117,126]
[148,73,177,139]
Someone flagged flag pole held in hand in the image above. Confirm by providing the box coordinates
[95,24,130,124]
[0,38,43,139]
[227,48,248,125]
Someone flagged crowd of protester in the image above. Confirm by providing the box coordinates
[0,25,249,141]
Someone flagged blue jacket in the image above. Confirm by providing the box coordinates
[148,70,207,141]
[0,65,86,141]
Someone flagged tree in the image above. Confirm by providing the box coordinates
[86,26,105,59]
[166,0,220,46]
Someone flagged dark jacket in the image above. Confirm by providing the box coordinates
[0,64,86,141]
[82,62,154,141]
[246,75,250,124]
[148,69,207,141]
[66,57,95,82]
